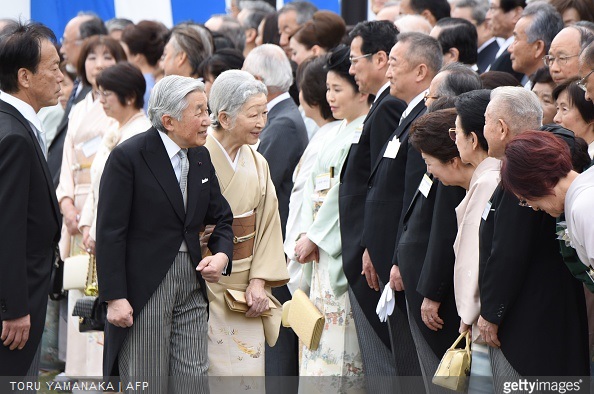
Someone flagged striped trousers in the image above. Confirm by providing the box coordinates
[119,252,209,394]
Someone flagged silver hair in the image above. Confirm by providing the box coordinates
[454,0,489,25]
[490,86,543,135]
[280,1,318,25]
[522,1,563,54]
[148,75,205,132]
[435,62,482,97]
[243,44,293,94]
[394,14,432,34]
[397,32,443,75]
[240,1,275,30]
[209,70,268,129]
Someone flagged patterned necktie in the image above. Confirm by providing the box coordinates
[178,148,189,209]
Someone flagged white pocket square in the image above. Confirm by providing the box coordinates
[202,178,208,184]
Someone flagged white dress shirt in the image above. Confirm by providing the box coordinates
[0,91,47,155]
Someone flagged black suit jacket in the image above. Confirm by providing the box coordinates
[363,100,427,284]
[96,128,234,376]
[477,39,500,74]
[339,88,405,348]
[396,177,465,357]
[479,185,589,376]
[257,97,308,239]
[47,84,92,188]
[0,100,61,376]
[489,51,524,83]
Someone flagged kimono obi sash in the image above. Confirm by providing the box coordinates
[232,211,256,261]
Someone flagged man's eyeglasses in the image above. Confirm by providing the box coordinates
[577,69,594,92]
[542,54,579,68]
[349,53,372,65]
[60,37,82,46]
[424,92,440,102]
[448,128,457,142]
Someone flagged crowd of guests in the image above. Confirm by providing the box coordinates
[2,0,594,393]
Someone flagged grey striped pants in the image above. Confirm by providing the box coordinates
[119,252,209,394]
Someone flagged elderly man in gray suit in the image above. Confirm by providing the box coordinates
[243,43,308,386]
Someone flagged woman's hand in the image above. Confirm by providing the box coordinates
[295,235,319,264]
[61,198,80,236]
[459,320,471,335]
[81,226,95,255]
[245,278,269,318]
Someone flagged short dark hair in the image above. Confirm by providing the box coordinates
[501,130,572,200]
[96,62,146,109]
[455,89,491,152]
[292,11,346,52]
[500,0,527,13]
[540,123,592,172]
[198,48,244,80]
[77,35,127,87]
[480,71,520,89]
[349,20,400,57]
[79,17,108,39]
[325,44,358,91]
[297,55,335,121]
[549,0,594,23]
[0,21,56,93]
[435,18,478,65]
[552,77,594,124]
[409,108,459,162]
[530,66,553,86]
[121,21,168,67]
[409,0,451,22]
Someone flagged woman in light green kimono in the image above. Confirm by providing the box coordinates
[294,45,371,391]
[204,70,290,383]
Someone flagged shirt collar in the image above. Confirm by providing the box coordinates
[374,82,391,102]
[267,92,291,112]
[0,91,44,132]
[589,141,594,160]
[158,130,182,160]
[405,89,427,115]
[495,36,514,59]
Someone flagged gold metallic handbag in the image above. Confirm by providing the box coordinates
[432,331,471,392]
[282,288,324,350]
[224,289,275,317]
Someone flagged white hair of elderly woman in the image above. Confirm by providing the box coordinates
[242,44,293,94]
[209,69,268,129]
[148,75,205,132]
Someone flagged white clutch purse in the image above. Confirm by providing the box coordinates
[62,254,91,290]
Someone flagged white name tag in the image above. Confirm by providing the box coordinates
[481,201,493,221]
[81,135,103,158]
[352,126,363,144]
[383,137,401,159]
[418,174,433,198]
[315,172,331,192]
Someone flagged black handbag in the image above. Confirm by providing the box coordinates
[49,247,66,301]
[72,296,106,332]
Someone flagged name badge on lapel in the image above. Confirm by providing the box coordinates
[352,126,363,144]
[418,174,433,198]
[315,172,331,192]
[383,137,401,159]
[481,201,493,221]
[81,135,103,158]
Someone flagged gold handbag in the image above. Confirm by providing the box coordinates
[432,331,471,392]
[282,288,324,350]
[224,289,275,317]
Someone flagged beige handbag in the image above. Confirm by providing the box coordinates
[432,331,472,392]
[224,289,275,317]
[63,254,91,290]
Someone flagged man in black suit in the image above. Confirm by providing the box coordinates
[0,22,63,377]
[485,0,525,81]
[340,20,406,389]
[242,43,307,384]
[96,76,234,390]
[479,86,588,389]
[47,14,107,188]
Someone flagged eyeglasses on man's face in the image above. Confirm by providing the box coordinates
[349,53,372,66]
[577,69,594,92]
[542,54,579,68]
[423,91,440,102]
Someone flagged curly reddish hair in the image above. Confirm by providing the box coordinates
[501,130,573,200]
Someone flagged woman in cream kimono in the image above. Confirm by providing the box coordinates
[294,46,370,392]
[56,36,126,377]
[204,70,289,383]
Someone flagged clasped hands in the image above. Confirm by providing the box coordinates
[294,234,319,264]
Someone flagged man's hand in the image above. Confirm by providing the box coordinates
[197,252,228,283]
[478,315,500,348]
[361,248,380,291]
[245,278,269,318]
[421,298,444,331]
[295,235,319,264]
[61,198,80,236]
[389,265,404,291]
[1,315,30,350]
[107,299,133,328]
[81,226,95,255]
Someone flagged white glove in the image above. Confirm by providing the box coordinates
[376,286,395,322]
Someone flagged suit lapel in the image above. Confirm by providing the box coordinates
[403,173,433,222]
[0,101,61,224]
[184,148,204,225]
[141,128,185,222]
